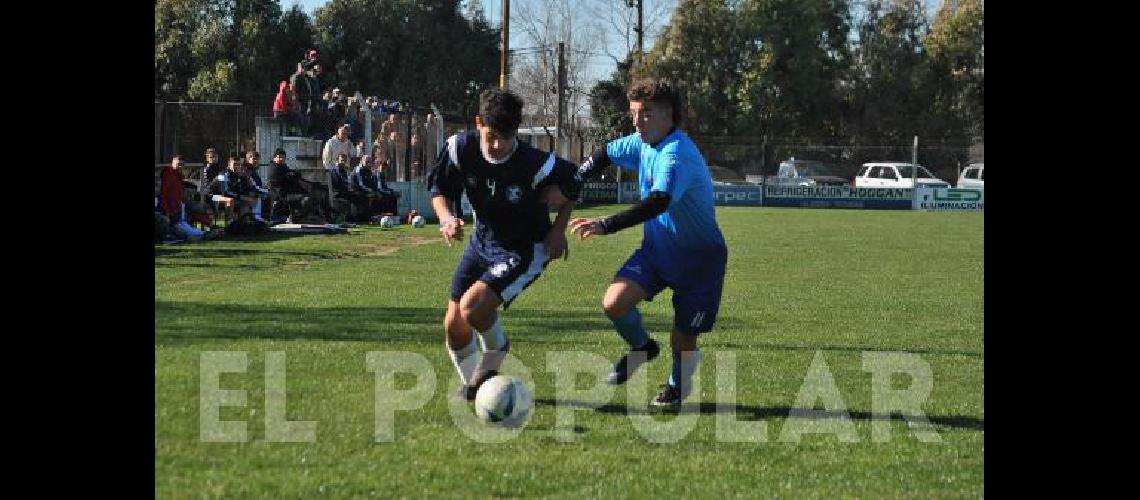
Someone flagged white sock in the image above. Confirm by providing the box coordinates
[477,316,507,352]
[447,335,479,385]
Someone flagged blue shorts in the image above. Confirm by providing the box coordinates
[450,237,552,309]
[614,246,726,335]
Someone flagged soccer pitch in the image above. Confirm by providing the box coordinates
[155,205,983,498]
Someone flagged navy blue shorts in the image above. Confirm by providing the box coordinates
[450,238,552,308]
[614,247,726,335]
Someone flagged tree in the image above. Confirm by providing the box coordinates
[924,0,984,140]
[639,0,741,135]
[588,59,636,143]
[313,0,499,115]
[511,0,603,129]
[847,0,930,143]
[733,0,852,140]
[155,0,314,102]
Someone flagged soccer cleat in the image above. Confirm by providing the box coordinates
[651,383,684,407]
[451,369,499,402]
[452,340,511,402]
[451,384,478,402]
[606,338,660,385]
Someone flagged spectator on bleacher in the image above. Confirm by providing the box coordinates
[284,81,303,135]
[343,96,363,143]
[328,88,346,127]
[296,48,319,75]
[322,124,354,169]
[410,131,425,180]
[273,80,289,119]
[374,121,393,160]
[388,129,406,181]
[292,62,321,137]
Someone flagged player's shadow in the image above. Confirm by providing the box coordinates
[533,398,983,432]
[154,301,618,344]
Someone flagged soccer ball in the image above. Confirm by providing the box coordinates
[474,375,533,427]
[379,215,397,228]
[411,215,425,228]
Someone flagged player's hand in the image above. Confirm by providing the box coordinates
[440,216,465,246]
[544,228,569,260]
[569,217,606,239]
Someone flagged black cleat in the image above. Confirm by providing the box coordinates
[453,340,511,402]
[606,338,661,385]
[451,384,478,402]
[451,369,499,402]
[651,384,685,407]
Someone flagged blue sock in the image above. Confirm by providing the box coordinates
[611,308,649,349]
[668,350,702,391]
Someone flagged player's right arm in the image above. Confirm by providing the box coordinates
[575,133,643,183]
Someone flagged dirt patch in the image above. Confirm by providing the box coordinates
[353,236,439,258]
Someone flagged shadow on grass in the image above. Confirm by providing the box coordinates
[154,301,617,344]
[534,398,983,431]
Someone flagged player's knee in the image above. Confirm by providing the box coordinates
[459,292,491,325]
[602,295,629,320]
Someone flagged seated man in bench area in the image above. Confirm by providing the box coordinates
[352,154,388,221]
[329,152,369,222]
[242,150,270,222]
[268,148,324,224]
[373,158,400,215]
[158,154,206,241]
[207,152,257,219]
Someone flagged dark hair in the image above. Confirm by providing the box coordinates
[274,148,286,157]
[478,88,523,133]
[627,78,684,125]
[228,152,241,162]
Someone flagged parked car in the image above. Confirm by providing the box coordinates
[854,162,951,189]
[769,158,850,187]
[957,163,984,189]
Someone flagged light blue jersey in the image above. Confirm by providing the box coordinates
[606,129,727,281]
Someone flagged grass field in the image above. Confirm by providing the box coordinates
[155,205,984,498]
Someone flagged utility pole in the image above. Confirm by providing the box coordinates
[628,0,643,62]
[557,42,566,156]
[500,0,510,89]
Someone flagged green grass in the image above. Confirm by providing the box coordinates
[155,205,983,498]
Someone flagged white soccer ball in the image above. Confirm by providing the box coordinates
[379,215,397,228]
[411,215,425,228]
[474,375,533,427]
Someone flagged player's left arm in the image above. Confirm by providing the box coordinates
[544,198,576,260]
[540,157,582,259]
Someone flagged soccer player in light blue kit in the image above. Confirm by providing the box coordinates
[569,78,727,406]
